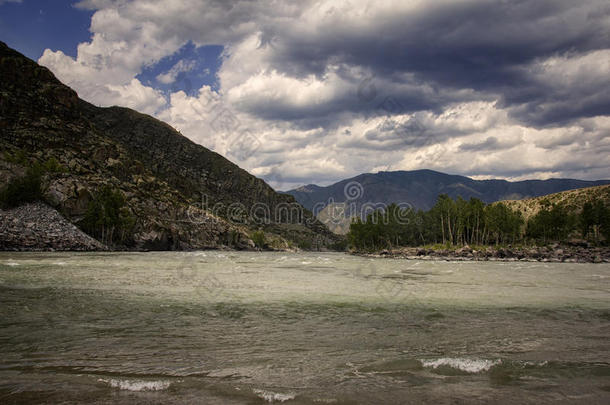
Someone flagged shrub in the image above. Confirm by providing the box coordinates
[40,157,67,173]
[250,230,265,248]
[0,168,43,208]
[0,156,67,209]
[3,149,28,165]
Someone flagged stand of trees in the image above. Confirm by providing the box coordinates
[348,195,524,251]
[79,185,135,246]
[348,194,609,251]
[580,201,610,243]
[526,200,610,244]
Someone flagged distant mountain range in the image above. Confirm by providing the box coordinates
[0,41,339,250]
[287,170,610,213]
[285,170,610,234]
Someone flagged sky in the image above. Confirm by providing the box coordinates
[1,0,609,190]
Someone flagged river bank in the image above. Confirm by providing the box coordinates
[354,244,610,263]
[0,202,107,251]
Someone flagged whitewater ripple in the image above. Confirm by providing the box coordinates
[420,357,500,373]
[99,378,171,391]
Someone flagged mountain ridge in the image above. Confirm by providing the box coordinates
[287,169,610,213]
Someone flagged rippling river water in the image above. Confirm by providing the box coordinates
[0,251,609,404]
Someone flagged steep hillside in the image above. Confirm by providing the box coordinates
[0,41,339,250]
[500,184,610,220]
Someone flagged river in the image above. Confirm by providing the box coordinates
[0,251,608,404]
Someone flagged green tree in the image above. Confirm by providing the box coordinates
[581,200,610,244]
[527,203,574,243]
[484,203,523,245]
[580,202,595,239]
[600,203,610,245]
[347,194,529,251]
[80,185,135,245]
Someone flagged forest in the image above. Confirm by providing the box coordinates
[347,194,610,251]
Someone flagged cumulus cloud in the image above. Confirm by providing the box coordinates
[35,0,610,188]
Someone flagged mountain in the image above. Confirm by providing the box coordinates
[286,170,610,234]
[0,41,339,250]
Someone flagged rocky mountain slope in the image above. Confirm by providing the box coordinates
[0,41,339,251]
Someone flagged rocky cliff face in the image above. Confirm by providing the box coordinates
[0,41,340,251]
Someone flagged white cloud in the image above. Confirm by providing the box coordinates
[34,0,610,188]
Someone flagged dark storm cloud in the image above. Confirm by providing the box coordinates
[356,116,441,150]
[249,0,610,127]
[503,75,610,127]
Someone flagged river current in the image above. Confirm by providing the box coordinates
[0,251,608,404]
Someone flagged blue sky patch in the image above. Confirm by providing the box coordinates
[0,0,93,60]
[137,41,223,96]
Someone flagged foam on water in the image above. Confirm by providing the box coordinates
[5,262,19,266]
[253,388,296,402]
[99,378,171,391]
[420,357,500,373]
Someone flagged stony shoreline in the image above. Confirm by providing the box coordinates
[355,244,610,263]
[0,203,107,251]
